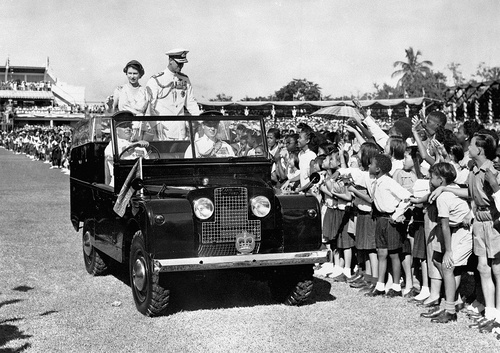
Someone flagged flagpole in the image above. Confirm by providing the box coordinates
[138,157,143,197]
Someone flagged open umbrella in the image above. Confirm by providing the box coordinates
[310,105,364,121]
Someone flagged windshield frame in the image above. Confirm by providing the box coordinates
[110,114,270,162]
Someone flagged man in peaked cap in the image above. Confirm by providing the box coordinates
[146,48,201,140]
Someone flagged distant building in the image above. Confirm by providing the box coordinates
[0,57,87,130]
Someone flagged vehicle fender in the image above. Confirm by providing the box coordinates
[275,194,322,252]
[140,199,196,259]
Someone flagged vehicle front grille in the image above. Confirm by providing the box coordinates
[201,187,261,244]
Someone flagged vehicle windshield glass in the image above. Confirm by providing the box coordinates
[112,118,266,160]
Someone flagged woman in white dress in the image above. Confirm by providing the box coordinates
[108,60,154,140]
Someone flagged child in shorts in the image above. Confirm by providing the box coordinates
[425,162,472,323]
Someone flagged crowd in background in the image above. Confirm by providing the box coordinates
[0,124,72,172]
[0,80,52,91]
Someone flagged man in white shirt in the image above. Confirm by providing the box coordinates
[105,121,149,186]
[184,120,235,158]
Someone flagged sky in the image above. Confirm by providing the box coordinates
[2,0,500,103]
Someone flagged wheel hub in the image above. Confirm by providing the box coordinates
[132,258,147,291]
[83,231,92,256]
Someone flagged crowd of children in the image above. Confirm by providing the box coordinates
[267,108,500,338]
[0,125,72,173]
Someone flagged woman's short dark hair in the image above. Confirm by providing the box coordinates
[123,60,145,78]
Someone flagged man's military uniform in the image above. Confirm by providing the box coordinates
[146,48,200,117]
[146,48,201,140]
[146,69,200,116]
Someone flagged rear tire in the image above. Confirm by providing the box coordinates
[268,266,313,306]
[82,221,108,276]
[130,231,170,316]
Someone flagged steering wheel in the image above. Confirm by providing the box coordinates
[119,143,161,159]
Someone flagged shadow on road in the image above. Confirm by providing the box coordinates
[0,300,24,310]
[11,286,34,293]
[0,318,32,353]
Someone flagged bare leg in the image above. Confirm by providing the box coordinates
[477,256,495,310]
[390,252,401,285]
[369,251,379,279]
[402,253,413,292]
[377,248,388,284]
[491,259,500,311]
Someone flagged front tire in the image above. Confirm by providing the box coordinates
[82,221,108,276]
[268,266,313,306]
[130,231,170,316]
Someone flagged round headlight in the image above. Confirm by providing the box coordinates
[250,196,271,218]
[193,198,214,220]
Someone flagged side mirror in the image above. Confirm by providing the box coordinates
[131,178,144,191]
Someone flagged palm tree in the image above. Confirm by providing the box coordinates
[392,47,433,96]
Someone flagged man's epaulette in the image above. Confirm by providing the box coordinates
[152,71,164,78]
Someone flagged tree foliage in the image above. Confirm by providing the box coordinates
[274,78,322,101]
[241,95,273,101]
[447,62,466,86]
[473,62,500,82]
[392,47,433,97]
[209,93,233,102]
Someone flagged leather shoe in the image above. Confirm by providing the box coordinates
[479,320,500,333]
[350,280,369,289]
[347,273,363,283]
[331,273,347,282]
[359,283,375,292]
[420,307,443,318]
[409,297,427,304]
[468,317,493,328]
[417,299,441,308]
[467,310,485,319]
[385,289,402,298]
[478,318,497,329]
[403,287,420,298]
[431,311,457,323]
[365,289,385,297]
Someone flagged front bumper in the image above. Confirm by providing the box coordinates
[153,250,330,273]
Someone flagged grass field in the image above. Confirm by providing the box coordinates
[0,147,499,352]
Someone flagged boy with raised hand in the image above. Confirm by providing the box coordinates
[365,154,412,298]
[430,133,500,332]
[422,163,473,323]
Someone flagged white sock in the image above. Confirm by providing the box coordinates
[485,307,496,320]
[392,283,401,292]
[343,267,351,277]
[414,286,430,300]
[375,282,385,291]
[494,308,500,322]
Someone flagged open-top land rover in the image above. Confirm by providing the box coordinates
[70,111,328,316]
